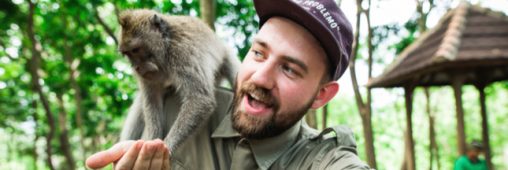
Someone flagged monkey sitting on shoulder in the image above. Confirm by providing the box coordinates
[117,9,240,152]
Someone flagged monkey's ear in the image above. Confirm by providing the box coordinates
[151,14,170,38]
[118,11,131,28]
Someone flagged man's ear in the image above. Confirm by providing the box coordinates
[151,14,171,38]
[311,81,339,109]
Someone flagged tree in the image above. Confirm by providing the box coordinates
[414,1,441,169]
[26,1,56,169]
[200,0,216,30]
[350,0,377,168]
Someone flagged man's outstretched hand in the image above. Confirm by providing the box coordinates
[86,139,170,170]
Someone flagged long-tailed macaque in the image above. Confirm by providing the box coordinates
[118,9,240,151]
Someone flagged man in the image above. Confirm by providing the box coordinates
[454,140,488,170]
[87,0,370,169]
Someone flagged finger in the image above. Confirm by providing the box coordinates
[162,147,170,170]
[86,140,135,169]
[148,139,166,170]
[114,140,144,170]
[133,140,157,170]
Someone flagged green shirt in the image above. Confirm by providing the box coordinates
[161,88,369,170]
[454,155,488,170]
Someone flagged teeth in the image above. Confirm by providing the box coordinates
[249,93,261,101]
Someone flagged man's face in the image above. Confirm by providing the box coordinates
[468,149,483,158]
[232,17,329,139]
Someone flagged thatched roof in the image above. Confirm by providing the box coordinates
[368,3,508,88]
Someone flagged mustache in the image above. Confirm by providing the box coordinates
[239,82,278,107]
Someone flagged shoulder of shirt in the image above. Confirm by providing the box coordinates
[270,124,370,170]
[455,155,468,163]
[207,87,234,131]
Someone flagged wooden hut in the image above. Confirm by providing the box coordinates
[368,2,508,169]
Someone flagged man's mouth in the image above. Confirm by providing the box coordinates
[243,92,274,115]
[248,92,272,107]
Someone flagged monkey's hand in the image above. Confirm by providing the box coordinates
[86,139,170,170]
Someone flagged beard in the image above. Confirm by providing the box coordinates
[231,80,316,139]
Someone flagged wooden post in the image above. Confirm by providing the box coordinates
[404,85,416,170]
[452,76,467,155]
[475,83,493,169]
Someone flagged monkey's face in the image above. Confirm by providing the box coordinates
[119,36,160,79]
[118,10,171,81]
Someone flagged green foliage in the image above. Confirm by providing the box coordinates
[217,0,258,60]
[391,17,418,55]
[0,0,256,169]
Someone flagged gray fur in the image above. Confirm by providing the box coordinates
[118,9,240,151]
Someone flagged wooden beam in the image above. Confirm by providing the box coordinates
[474,73,494,170]
[404,85,416,170]
[452,75,467,155]
[477,85,493,169]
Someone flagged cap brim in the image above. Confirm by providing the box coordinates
[254,0,343,79]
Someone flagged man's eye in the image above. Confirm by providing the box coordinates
[252,50,263,58]
[281,64,298,78]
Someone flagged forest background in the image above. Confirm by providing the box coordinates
[1,0,507,169]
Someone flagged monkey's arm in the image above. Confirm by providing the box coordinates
[141,84,166,140]
[120,95,145,140]
[164,72,216,151]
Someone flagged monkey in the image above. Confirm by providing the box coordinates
[117,9,240,151]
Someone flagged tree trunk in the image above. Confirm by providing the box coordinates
[424,88,433,170]
[56,94,76,170]
[59,9,86,162]
[360,108,376,168]
[31,98,39,170]
[475,84,493,169]
[91,136,99,153]
[200,0,216,30]
[364,5,377,168]
[425,88,440,170]
[415,0,435,33]
[305,109,317,129]
[415,2,436,169]
[403,86,416,170]
[93,119,108,152]
[415,2,438,169]
[350,0,377,168]
[94,6,118,45]
[452,76,467,155]
[321,104,328,129]
[27,2,56,170]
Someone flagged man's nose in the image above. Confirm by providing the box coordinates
[250,63,275,89]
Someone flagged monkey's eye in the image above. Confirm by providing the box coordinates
[120,51,129,57]
[132,48,140,54]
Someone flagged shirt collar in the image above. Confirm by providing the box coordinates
[211,113,240,138]
[211,114,302,170]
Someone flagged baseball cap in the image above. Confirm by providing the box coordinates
[469,140,484,150]
[254,0,353,80]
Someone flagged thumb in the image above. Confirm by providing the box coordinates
[85,140,136,169]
